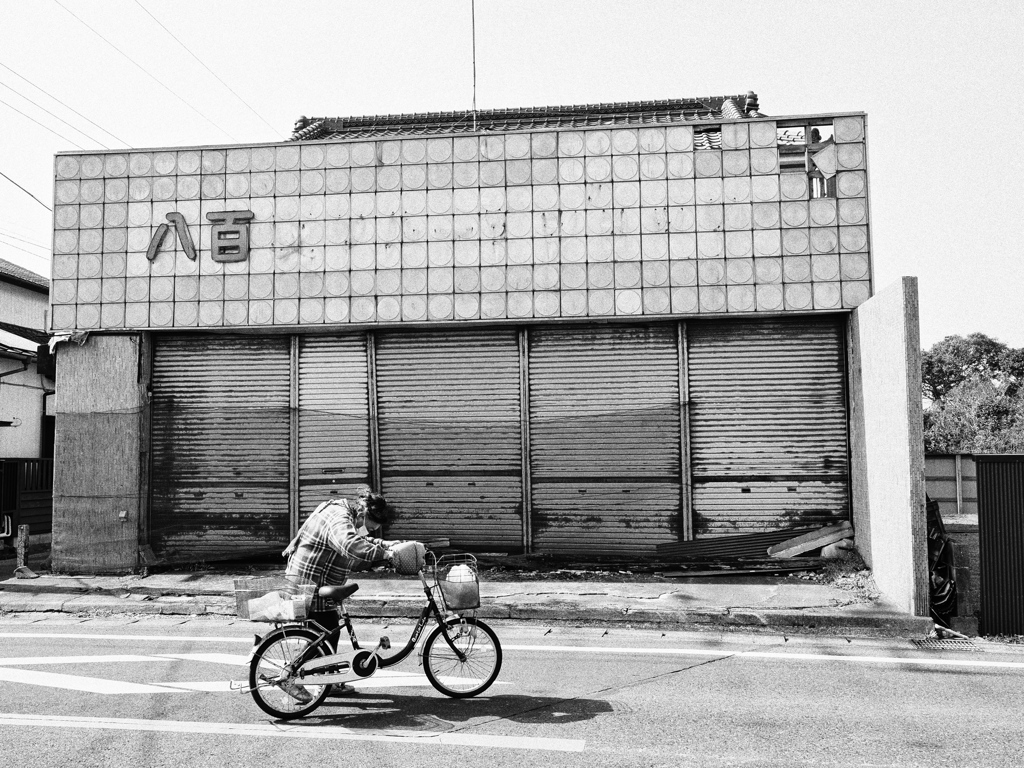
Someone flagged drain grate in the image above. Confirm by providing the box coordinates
[912,638,978,651]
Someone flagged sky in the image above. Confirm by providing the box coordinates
[0,0,1021,348]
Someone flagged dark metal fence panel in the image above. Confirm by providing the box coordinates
[976,455,1024,636]
[0,459,53,535]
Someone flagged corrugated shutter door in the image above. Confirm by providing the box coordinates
[688,317,849,536]
[150,335,291,557]
[528,324,682,555]
[297,334,371,523]
[374,329,523,549]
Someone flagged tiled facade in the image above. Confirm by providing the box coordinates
[49,113,870,331]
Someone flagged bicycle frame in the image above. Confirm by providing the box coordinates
[274,567,469,678]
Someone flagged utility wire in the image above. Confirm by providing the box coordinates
[0,97,85,149]
[0,229,50,252]
[0,60,130,147]
[133,0,285,140]
[53,0,241,142]
[0,169,53,212]
[0,80,109,149]
[0,236,51,263]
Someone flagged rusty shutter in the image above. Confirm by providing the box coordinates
[528,324,682,555]
[150,334,291,557]
[687,317,849,536]
[374,329,523,550]
[297,334,371,524]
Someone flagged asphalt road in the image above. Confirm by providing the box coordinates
[0,614,1021,767]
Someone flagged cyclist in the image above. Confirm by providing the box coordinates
[284,489,398,632]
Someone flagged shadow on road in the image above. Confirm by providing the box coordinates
[291,692,615,731]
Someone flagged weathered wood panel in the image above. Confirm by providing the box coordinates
[52,335,145,573]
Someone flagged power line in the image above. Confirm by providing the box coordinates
[0,97,85,149]
[0,229,50,252]
[0,236,51,263]
[0,169,53,212]
[0,59,130,147]
[0,79,110,149]
[133,0,285,140]
[53,0,241,142]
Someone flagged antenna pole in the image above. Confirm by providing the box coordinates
[471,0,477,131]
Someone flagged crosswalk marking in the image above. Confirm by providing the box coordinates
[0,667,188,695]
[0,713,586,752]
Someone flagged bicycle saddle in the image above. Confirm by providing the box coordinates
[318,583,359,602]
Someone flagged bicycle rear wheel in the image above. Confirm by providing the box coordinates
[422,617,502,698]
[249,627,330,719]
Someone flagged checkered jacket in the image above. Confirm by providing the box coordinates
[285,498,394,610]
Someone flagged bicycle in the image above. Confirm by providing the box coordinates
[234,552,502,720]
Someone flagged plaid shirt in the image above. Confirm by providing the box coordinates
[285,498,394,610]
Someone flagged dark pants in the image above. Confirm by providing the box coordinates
[309,608,340,652]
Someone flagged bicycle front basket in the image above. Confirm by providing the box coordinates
[433,554,481,611]
[233,576,316,622]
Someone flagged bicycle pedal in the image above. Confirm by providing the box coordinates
[379,635,391,650]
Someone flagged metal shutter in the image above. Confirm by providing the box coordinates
[687,317,849,536]
[374,329,523,549]
[297,334,371,524]
[528,324,682,555]
[150,334,291,557]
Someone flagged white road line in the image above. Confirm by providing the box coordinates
[0,633,252,644]
[0,668,187,695]
[0,713,585,752]
[3,633,1022,672]
[503,644,1024,670]
[0,655,159,666]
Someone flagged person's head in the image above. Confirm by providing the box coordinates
[356,489,391,534]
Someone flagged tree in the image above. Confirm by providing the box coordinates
[922,333,1024,454]
[921,333,1015,403]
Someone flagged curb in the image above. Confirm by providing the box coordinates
[0,591,933,635]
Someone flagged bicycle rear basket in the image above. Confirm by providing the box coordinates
[431,553,481,611]
[233,576,316,622]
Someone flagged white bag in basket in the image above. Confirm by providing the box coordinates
[442,563,480,610]
[245,590,301,622]
[390,541,426,575]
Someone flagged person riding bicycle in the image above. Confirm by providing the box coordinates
[284,489,400,633]
[280,489,422,701]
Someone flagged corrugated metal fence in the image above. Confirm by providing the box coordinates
[975,455,1024,636]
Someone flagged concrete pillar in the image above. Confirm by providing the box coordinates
[51,334,147,574]
[848,277,929,615]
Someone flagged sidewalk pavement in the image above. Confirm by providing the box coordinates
[0,566,934,637]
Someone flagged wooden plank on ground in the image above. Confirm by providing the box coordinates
[768,521,854,559]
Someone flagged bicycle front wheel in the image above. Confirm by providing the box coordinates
[422,617,502,698]
[249,627,330,719]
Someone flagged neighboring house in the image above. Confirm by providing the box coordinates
[0,257,54,540]
[46,94,929,616]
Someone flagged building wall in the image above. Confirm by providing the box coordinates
[848,277,928,615]
[51,334,145,573]
[48,114,871,333]
[0,280,47,329]
[0,359,46,458]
